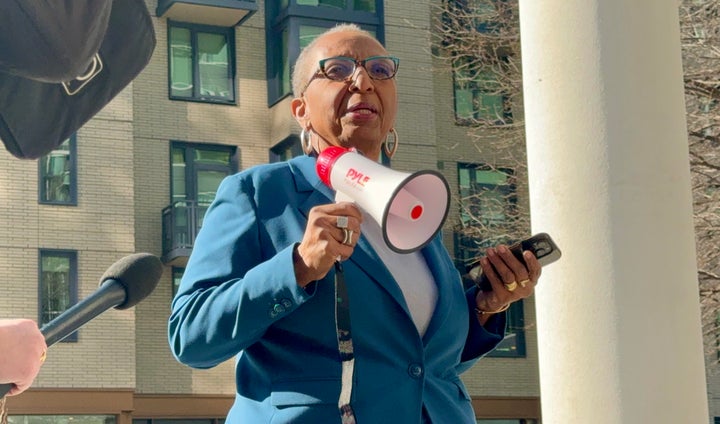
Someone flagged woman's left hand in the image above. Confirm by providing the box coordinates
[474,245,542,316]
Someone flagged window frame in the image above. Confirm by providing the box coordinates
[453,162,524,357]
[486,299,526,357]
[38,134,77,205]
[167,21,237,105]
[452,65,512,126]
[268,134,389,164]
[171,267,185,298]
[133,418,225,424]
[456,163,517,231]
[445,0,515,126]
[166,142,238,251]
[270,135,303,162]
[38,249,79,342]
[265,0,384,105]
[169,141,239,204]
[13,415,116,424]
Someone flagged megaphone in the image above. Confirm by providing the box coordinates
[316,146,450,254]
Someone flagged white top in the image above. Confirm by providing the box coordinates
[360,211,438,336]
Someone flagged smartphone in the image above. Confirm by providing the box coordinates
[471,232,561,291]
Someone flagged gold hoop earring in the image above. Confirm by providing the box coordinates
[383,128,399,159]
[300,128,314,155]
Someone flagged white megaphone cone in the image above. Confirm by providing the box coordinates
[316,146,450,254]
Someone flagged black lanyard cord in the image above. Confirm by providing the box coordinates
[335,261,357,424]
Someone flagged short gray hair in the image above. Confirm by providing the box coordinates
[291,23,376,96]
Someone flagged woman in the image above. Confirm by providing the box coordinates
[168,24,541,423]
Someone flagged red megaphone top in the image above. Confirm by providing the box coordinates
[315,146,350,188]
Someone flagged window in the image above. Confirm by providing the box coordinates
[444,0,516,126]
[455,163,517,262]
[283,0,377,11]
[454,163,524,357]
[266,0,383,104]
[9,415,116,424]
[466,0,510,33]
[699,98,718,139]
[171,142,237,206]
[166,142,237,249]
[133,419,225,424]
[168,22,235,104]
[38,135,77,205]
[172,267,185,297]
[453,61,511,125]
[38,250,78,342]
[486,299,525,357]
[270,135,303,162]
[443,0,513,38]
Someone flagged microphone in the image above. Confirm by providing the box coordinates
[0,253,162,397]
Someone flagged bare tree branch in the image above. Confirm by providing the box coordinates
[433,0,720,362]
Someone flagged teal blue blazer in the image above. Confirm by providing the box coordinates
[169,155,505,423]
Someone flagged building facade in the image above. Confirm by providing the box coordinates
[2,0,559,423]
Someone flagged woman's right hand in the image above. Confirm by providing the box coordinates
[294,202,363,287]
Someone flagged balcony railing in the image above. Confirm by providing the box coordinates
[156,0,257,27]
[161,200,210,266]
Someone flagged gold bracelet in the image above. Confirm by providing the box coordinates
[475,302,510,316]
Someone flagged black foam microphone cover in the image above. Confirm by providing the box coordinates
[101,252,162,309]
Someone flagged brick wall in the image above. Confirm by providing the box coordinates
[0,0,542,404]
[0,87,137,389]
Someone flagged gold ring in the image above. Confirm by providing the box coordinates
[341,228,353,245]
[504,281,518,292]
[40,350,47,364]
[336,216,349,228]
[519,279,530,288]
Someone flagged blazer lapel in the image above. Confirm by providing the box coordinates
[419,237,457,344]
[288,156,458,343]
[348,235,409,313]
[288,155,410,312]
[289,155,334,218]
[351,234,460,345]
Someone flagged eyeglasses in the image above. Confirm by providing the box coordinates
[303,56,400,92]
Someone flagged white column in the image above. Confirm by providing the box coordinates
[517,2,709,423]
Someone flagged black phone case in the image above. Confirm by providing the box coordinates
[474,233,561,291]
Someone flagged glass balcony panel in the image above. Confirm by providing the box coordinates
[162,200,206,265]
